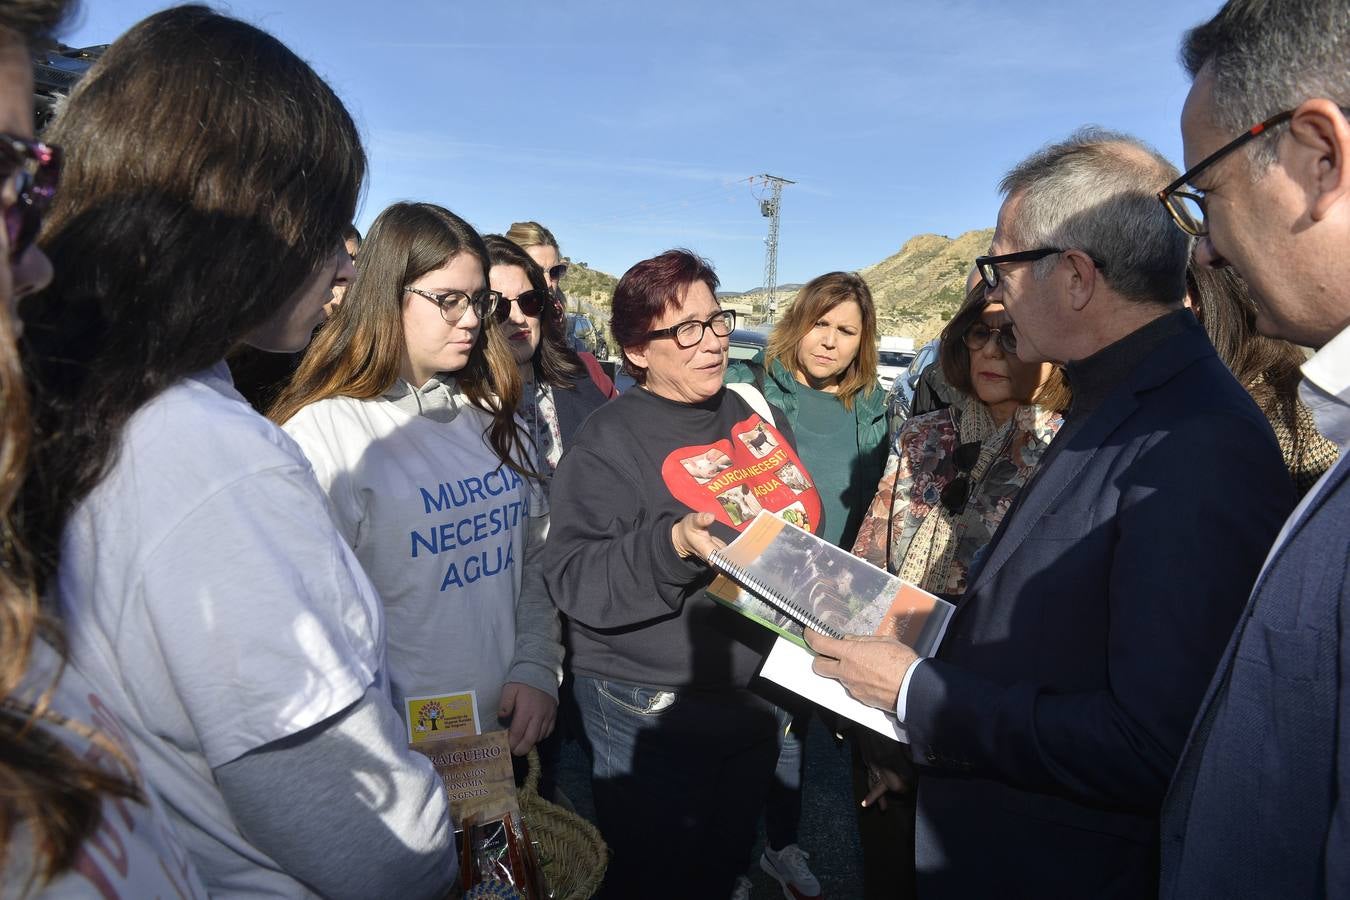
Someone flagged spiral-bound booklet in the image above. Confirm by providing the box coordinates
[707,509,954,656]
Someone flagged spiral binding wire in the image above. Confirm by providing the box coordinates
[710,551,846,640]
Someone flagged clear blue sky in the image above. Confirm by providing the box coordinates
[63,0,1219,292]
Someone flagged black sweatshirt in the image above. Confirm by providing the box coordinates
[543,385,822,690]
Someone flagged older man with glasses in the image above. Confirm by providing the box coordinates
[807,128,1294,898]
[1159,3,1350,897]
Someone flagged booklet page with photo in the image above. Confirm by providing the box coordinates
[707,509,954,656]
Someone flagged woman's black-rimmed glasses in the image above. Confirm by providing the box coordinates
[404,286,502,325]
[0,134,61,261]
[646,309,736,348]
[939,441,982,515]
[1157,109,1296,237]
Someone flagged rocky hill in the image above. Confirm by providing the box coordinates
[560,227,993,341]
[559,260,618,320]
[859,228,993,340]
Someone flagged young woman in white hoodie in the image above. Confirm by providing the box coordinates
[272,202,561,759]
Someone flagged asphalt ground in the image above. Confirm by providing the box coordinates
[554,713,867,898]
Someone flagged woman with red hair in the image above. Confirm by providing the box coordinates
[544,249,823,898]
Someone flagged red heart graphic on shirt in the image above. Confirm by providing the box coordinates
[661,412,823,535]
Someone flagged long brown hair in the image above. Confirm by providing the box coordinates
[1187,264,1305,422]
[3,0,149,890]
[483,234,583,390]
[21,5,365,588]
[271,203,530,476]
[765,272,880,411]
[0,302,137,892]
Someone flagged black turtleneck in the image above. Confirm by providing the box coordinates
[1062,308,1192,421]
[987,307,1193,539]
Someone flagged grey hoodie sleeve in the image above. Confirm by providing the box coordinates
[215,684,456,900]
[507,507,563,697]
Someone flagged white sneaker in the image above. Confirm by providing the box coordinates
[731,874,754,900]
[760,844,823,900]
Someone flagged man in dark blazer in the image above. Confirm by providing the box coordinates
[1158,3,1350,896]
[808,130,1295,897]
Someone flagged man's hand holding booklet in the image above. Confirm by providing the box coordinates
[704,510,954,740]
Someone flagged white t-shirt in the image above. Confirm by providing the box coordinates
[284,389,548,730]
[55,363,388,897]
[2,641,208,900]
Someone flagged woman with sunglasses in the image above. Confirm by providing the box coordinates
[20,10,455,896]
[505,219,569,295]
[272,204,561,763]
[485,234,612,487]
[505,219,617,396]
[853,276,1068,594]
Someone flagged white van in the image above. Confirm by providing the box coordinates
[876,335,916,390]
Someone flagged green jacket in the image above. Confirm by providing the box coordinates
[724,355,889,497]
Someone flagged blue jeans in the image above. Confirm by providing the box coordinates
[573,675,780,899]
[766,705,806,850]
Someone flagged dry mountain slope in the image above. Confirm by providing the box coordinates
[557,227,993,342]
[860,228,993,340]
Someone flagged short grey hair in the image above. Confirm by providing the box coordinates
[999,127,1191,306]
[1183,0,1350,171]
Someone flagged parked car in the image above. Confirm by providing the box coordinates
[34,43,105,133]
[886,338,940,436]
[728,326,769,362]
[876,335,917,391]
[566,313,602,358]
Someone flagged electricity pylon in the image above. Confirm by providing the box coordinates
[753,174,794,323]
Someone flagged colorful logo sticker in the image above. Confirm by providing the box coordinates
[405,690,479,743]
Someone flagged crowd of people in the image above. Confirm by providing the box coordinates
[0,1,1346,899]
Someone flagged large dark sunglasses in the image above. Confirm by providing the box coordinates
[404,286,502,325]
[646,309,736,349]
[963,322,1017,355]
[493,288,552,323]
[547,263,569,283]
[0,134,61,261]
[1157,109,1295,237]
[939,441,982,515]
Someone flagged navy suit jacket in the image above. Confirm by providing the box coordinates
[904,316,1296,898]
[1160,454,1349,898]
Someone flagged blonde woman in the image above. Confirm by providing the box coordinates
[506,219,616,396]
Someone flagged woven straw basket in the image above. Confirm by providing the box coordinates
[519,750,608,899]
